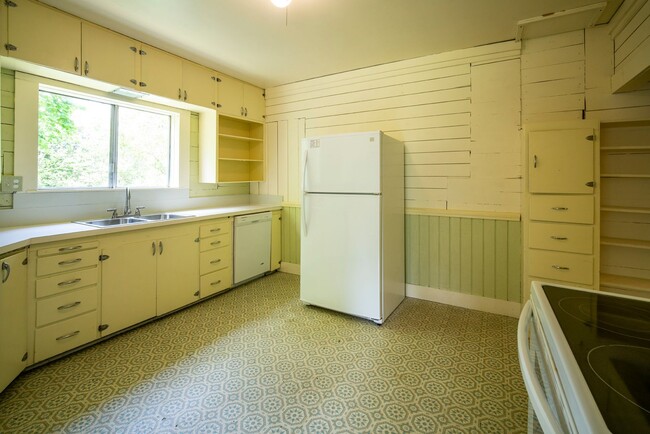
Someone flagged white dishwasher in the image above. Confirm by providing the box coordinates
[234,212,272,284]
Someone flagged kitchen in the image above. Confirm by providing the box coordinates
[1,0,650,432]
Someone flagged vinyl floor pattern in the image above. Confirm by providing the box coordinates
[0,272,528,433]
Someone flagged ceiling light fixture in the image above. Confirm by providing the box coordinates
[271,0,291,8]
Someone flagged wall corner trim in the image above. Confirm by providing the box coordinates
[279,262,300,275]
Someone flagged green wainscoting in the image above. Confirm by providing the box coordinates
[406,215,521,303]
[280,207,522,303]
[281,206,302,264]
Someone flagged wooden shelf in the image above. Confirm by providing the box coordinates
[218,158,264,162]
[219,133,263,142]
[601,146,650,152]
[601,174,650,178]
[601,273,650,292]
[601,206,650,215]
[601,237,650,250]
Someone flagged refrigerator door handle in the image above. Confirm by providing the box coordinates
[302,192,309,237]
[302,149,309,193]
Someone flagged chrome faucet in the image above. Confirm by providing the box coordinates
[124,187,131,216]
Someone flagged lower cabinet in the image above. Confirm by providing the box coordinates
[99,224,200,336]
[199,218,233,297]
[0,249,28,393]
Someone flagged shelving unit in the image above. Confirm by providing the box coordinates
[599,121,650,299]
[215,115,265,183]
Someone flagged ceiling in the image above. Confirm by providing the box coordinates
[40,0,615,89]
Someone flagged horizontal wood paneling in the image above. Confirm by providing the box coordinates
[405,214,521,302]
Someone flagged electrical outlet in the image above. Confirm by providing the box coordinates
[0,175,23,192]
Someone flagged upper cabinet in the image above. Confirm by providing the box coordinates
[4,0,81,75]
[81,22,140,90]
[139,44,183,101]
[217,74,265,122]
[182,60,218,109]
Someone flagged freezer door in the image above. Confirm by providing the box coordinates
[302,132,381,194]
[300,193,381,320]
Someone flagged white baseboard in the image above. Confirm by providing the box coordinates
[279,262,300,275]
[406,284,522,318]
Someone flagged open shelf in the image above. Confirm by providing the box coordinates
[601,174,650,178]
[601,237,650,250]
[219,133,263,142]
[216,115,265,183]
[601,206,650,215]
[601,273,650,292]
[601,146,650,152]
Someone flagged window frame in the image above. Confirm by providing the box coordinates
[14,72,190,192]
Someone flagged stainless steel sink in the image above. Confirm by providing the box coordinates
[139,213,192,221]
[75,217,148,227]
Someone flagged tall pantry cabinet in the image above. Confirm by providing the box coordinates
[523,121,600,299]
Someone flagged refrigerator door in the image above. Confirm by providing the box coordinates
[302,131,381,194]
[300,193,381,320]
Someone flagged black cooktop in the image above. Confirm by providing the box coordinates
[543,285,650,434]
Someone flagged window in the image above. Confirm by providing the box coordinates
[37,87,174,189]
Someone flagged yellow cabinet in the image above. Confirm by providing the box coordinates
[271,210,281,271]
[30,239,99,363]
[209,115,265,183]
[0,249,27,393]
[182,60,218,109]
[81,22,139,89]
[217,74,265,122]
[139,44,183,101]
[100,224,200,335]
[5,0,81,74]
[199,218,233,298]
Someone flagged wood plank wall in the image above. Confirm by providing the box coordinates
[261,42,521,212]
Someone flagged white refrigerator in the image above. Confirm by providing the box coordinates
[300,131,404,324]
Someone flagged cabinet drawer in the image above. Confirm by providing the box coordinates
[199,233,231,252]
[200,267,232,298]
[529,222,593,254]
[36,268,98,298]
[37,241,99,257]
[36,286,98,327]
[200,246,232,275]
[200,219,232,238]
[529,195,594,224]
[34,311,98,362]
[529,250,594,285]
[37,249,98,277]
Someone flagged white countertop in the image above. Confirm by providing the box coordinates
[0,204,282,256]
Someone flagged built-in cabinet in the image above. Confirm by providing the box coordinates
[30,240,100,363]
[4,0,81,74]
[199,218,233,297]
[138,43,183,101]
[99,224,199,336]
[599,121,650,299]
[523,121,600,298]
[214,116,265,183]
[218,74,265,122]
[0,249,27,392]
[182,60,218,108]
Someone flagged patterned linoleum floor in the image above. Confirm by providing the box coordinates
[0,272,528,433]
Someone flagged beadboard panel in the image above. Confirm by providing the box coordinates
[1,69,15,209]
[281,205,301,264]
[405,214,521,302]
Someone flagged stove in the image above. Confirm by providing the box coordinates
[519,281,650,434]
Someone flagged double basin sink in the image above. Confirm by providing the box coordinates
[76,213,192,228]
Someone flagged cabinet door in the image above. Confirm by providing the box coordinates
[271,211,281,271]
[243,83,265,122]
[139,44,183,101]
[156,232,200,315]
[81,22,139,89]
[101,240,156,336]
[529,129,595,194]
[182,61,217,109]
[217,74,244,118]
[6,0,81,74]
[0,250,27,392]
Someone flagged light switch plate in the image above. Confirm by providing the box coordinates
[1,175,23,192]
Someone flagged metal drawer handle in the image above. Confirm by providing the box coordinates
[551,207,568,211]
[1,262,9,284]
[56,330,80,341]
[550,236,568,241]
[210,280,222,286]
[210,228,221,233]
[58,278,81,287]
[59,245,83,252]
[210,259,222,264]
[551,265,570,271]
[58,258,82,266]
[210,241,222,246]
[57,301,81,311]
